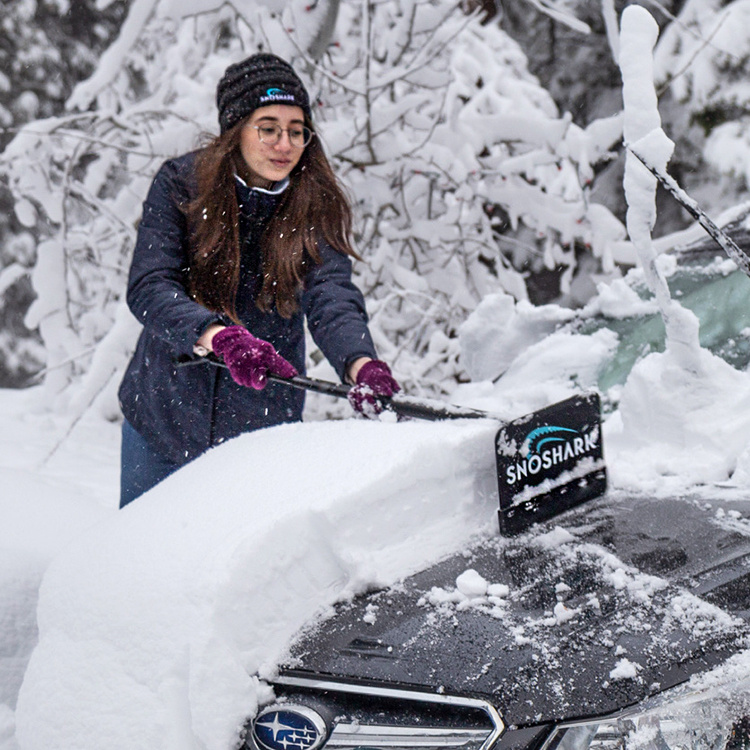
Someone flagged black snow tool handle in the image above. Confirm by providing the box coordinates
[174,354,493,422]
[267,373,493,422]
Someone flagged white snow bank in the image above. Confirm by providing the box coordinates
[605,345,750,491]
[458,292,576,383]
[0,449,113,716]
[0,389,114,724]
[454,322,619,422]
[453,261,750,497]
[14,417,499,750]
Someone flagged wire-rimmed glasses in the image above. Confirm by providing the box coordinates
[253,123,315,148]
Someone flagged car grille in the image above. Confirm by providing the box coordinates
[252,673,505,750]
[327,722,492,750]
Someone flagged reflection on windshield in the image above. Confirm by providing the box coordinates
[578,254,750,391]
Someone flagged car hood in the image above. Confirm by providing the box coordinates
[280,493,750,726]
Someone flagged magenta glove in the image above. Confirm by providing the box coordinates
[347,360,400,418]
[211,326,297,390]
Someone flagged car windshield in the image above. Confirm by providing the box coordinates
[575,248,750,391]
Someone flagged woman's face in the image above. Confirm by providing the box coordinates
[239,105,307,188]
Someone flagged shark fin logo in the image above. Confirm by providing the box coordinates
[523,425,579,458]
[260,87,296,105]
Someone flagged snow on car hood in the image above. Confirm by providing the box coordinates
[281,492,750,726]
[14,418,499,750]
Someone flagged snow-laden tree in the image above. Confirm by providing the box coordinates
[0,0,127,387]
[0,0,626,431]
[653,0,750,205]
[312,0,625,392]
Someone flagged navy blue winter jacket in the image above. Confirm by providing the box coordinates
[118,152,376,465]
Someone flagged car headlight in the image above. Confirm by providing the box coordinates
[541,674,750,750]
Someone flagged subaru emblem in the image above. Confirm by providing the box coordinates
[252,705,328,750]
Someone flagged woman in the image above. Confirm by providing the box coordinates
[118,53,399,507]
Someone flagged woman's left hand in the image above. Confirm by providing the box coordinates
[347,360,400,418]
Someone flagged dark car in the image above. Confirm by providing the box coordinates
[242,238,750,750]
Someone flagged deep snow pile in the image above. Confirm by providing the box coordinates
[7,254,750,749]
[12,417,499,750]
[9,261,750,748]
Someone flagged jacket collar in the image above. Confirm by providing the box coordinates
[234,174,290,195]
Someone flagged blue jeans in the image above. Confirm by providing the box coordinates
[120,420,182,508]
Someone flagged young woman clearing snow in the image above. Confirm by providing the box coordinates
[118,53,399,507]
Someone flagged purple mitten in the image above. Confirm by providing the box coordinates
[211,326,297,390]
[347,360,400,418]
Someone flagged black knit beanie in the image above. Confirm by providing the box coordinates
[216,53,312,134]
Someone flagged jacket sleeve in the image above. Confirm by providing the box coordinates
[301,243,377,381]
[126,156,221,356]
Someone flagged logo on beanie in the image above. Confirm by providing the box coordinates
[260,87,297,105]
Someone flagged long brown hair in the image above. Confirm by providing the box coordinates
[184,117,357,320]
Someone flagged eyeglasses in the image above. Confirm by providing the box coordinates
[253,124,314,148]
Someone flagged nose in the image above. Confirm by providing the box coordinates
[274,130,294,151]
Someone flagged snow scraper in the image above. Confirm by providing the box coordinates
[177,358,607,535]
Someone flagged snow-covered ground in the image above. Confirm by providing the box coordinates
[0,387,119,747]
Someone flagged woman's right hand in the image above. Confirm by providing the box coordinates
[210,325,298,390]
